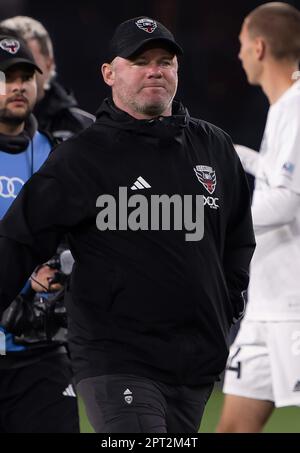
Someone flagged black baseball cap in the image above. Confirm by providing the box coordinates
[107,17,183,61]
[0,35,42,73]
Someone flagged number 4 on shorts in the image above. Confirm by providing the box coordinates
[226,347,241,378]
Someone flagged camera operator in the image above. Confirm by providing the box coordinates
[0,35,79,433]
[3,247,74,346]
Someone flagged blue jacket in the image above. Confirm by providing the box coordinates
[0,122,52,352]
[0,131,51,218]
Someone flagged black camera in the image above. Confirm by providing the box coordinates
[45,249,74,286]
[0,249,74,344]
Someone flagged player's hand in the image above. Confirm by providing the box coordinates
[30,265,63,292]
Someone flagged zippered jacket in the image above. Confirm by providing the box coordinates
[0,99,255,385]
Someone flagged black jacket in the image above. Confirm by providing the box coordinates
[0,99,255,385]
[34,79,95,141]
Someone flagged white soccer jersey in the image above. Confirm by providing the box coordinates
[246,79,300,321]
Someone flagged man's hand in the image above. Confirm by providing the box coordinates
[30,265,63,292]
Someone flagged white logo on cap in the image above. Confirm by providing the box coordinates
[135,18,157,33]
[0,38,20,55]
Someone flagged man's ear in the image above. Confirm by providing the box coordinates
[46,56,54,73]
[101,63,115,87]
[255,37,266,61]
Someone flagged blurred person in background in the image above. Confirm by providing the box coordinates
[0,34,79,432]
[217,2,300,433]
[0,16,94,141]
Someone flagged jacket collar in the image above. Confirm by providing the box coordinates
[0,114,37,154]
[95,98,188,139]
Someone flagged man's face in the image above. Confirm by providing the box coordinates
[238,20,262,85]
[103,47,178,119]
[0,65,37,125]
[26,38,53,101]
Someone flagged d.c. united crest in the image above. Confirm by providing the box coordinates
[194,165,217,194]
[135,18,157,33]
[0,38,20,54]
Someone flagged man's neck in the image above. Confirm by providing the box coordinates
[0,122,24,136]
[260,61,299,105]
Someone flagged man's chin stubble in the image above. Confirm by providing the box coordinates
[0,108,31,126]
[134,101,169,117]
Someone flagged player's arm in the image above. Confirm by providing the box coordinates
[252,100,300,233]
[252,187,300,234]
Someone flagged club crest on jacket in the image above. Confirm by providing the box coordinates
[194,165,217,195]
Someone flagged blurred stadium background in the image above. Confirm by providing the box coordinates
[1,0,300,432]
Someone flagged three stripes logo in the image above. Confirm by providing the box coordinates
[123,388,133,404]
[62,384,76,397]
[131,176,151,191]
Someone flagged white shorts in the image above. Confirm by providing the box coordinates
[223,320,300,407]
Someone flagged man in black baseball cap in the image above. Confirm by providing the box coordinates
[0,35,42,128]
[0,35,42,74]
[0,15,255,435]
[0,35,80,433]
[107,16,183,61]
[102,17,183,120]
